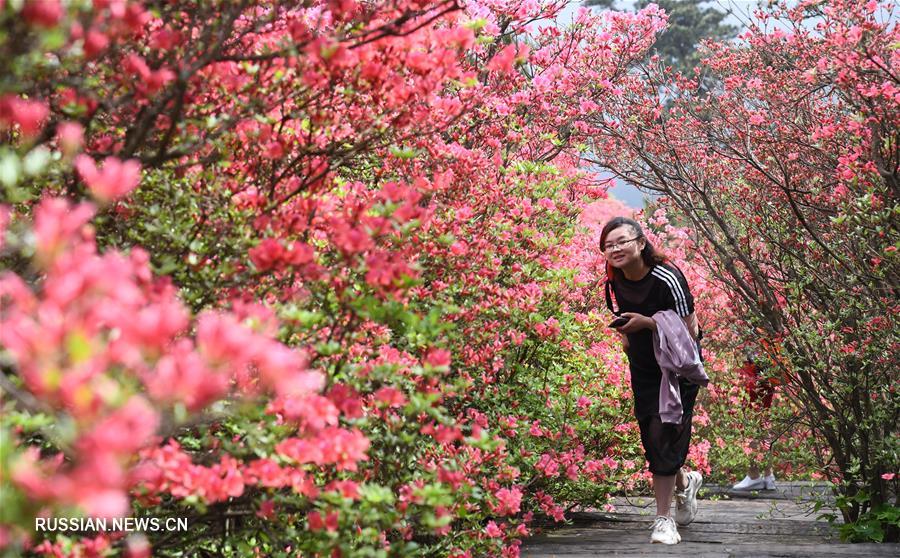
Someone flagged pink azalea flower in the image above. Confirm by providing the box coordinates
[748,112,766,126]
[373,386,407,408]
[325,511,340,532]
[75,155,142,203]
[77,396,159,455]
[256,499,276,519]
[433,424,462,444]
[327,479,360,500]
[484,520,503,538]
[488,44,529,74]
[123,54,175,95]
[146,342,228,411]
[493,487,523,515]
[535,454,560,477]
[425,348,451,368]
[77,488,130,519]
[32,197,95,263]
[56,121,84,155]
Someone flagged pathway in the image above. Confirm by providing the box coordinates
[522,482,899,557]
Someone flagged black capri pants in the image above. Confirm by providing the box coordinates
[638,412,694,476]
[636,380,699,476]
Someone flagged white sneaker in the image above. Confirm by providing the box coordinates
[732,474,766,490]
[764,474,776,490]
[650,515,681,544]
[675,471,702,526]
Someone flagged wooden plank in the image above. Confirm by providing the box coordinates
[522,492,900,557]
[522,542,898,557]
[702,481,835,501]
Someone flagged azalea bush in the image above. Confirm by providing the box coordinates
[3,0,885,555]
[0,1,692,556]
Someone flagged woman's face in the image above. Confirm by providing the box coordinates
[602,225,645,269]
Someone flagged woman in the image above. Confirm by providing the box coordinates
[601,216,705,545]
[732,352,777,490]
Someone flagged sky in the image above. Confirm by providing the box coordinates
[560,1,760,208]
[560,1,763,29]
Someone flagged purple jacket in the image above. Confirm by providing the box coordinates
[652,310,709,424]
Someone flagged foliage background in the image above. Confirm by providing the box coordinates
[0,0,894,556]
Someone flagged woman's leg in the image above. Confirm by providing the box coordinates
[747,439,762,478]
[655,468,688,516]
[747,463,761,479]
[654,473,677,517]
[640,413,694,516]
[653,467,687,517]
[676,467,687,491]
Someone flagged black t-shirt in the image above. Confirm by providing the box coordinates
[609,263,699,420]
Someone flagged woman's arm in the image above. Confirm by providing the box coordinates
[615,312,656,333]
[614,311,698,339]
[684,312,699,341]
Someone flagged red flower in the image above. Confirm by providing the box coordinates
[488,44,529,74]
[22,0,63,28]
[433,425,462,445]
[325,511,340,532]
[256,499,276,519]
[0,95,49,138]
[150,28,182,50]
[84,29,111,59]
[326,479,360,500]
[307,511,324,532]
[327,383,364,419]
[249,238,285,271]
[122,3,151,34]
[263,140,284,159]
[32,197,95,262]
[123,54,175,95]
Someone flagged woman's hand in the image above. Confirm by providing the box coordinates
[615,312,656,334]
[618,331,630,351]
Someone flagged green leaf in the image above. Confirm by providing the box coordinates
[0,151,21,188]
[388,145,417,160]
[22,147,51,176]
[359,484,395,505]
[65,330,92,364]
[41,28,67,50]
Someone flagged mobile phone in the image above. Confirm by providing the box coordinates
[608,316,630,328]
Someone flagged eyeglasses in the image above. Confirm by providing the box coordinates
[602,236,641,253]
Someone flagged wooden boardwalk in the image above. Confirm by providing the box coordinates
[522,482,900,557]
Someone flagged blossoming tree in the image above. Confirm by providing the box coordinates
[583,0,899,540]
[0,1,698,556]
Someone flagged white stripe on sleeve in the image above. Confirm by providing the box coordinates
[652,266,689,317]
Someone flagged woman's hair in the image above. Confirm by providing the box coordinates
[599,216,666,280]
